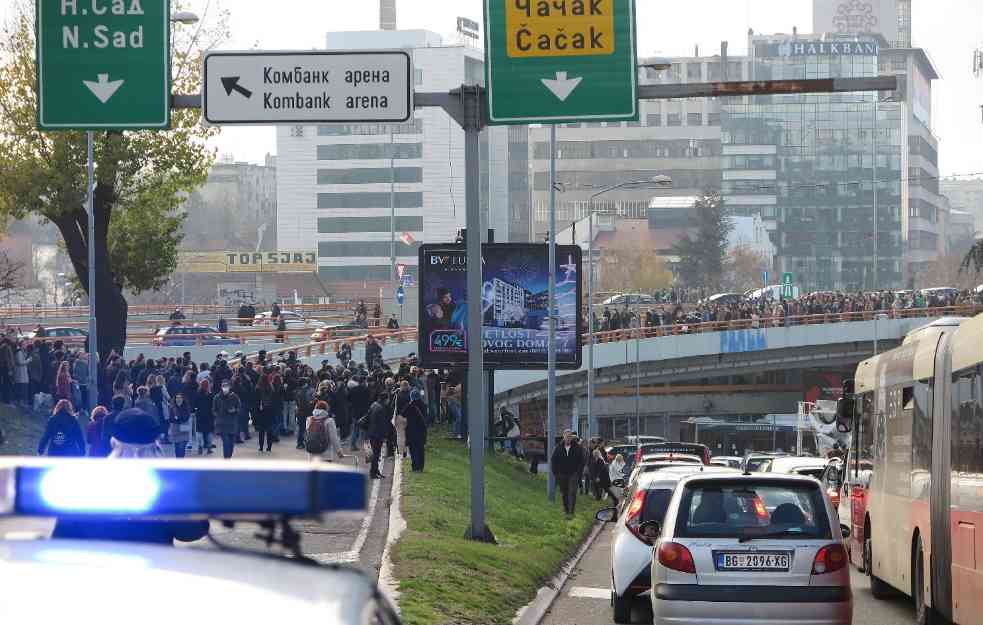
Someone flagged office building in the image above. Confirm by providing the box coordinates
[941,178,983,236]
[721,25,941,290]
[276,29,525,296]
[528,52,749,240]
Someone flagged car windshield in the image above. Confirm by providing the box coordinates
[675,481,830,540]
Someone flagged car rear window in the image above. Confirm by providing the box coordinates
[795,468,826,479]
[642,488,674,523]
[745,458,773,472]
[675,481,831,540]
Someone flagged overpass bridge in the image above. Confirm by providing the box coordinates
[227,306,980,439]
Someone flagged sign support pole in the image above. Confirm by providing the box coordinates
[462,86,493,543]
[547,124,558,504]
[86,131,99,412]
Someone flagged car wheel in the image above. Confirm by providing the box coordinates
[865,536,893,599]
[612,592,632,624]
[914,536,938,625]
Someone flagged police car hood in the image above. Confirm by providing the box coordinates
[0,539,377,622]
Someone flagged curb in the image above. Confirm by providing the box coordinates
[378,454,406,611]
[512,520,606,625]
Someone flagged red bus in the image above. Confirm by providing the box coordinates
[837,315,983,624]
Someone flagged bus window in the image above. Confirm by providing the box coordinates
[952,367,983,512]
[912,379,933,477]
[854,393,874,485]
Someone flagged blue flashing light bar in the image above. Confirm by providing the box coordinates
[0,459,367,518]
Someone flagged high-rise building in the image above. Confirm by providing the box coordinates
[379,0,396,31]
[528,52,748,240]
[276,29,525,295]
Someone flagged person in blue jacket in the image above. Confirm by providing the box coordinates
[37,399,86,457]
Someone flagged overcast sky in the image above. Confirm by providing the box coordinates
[5,0,982,176]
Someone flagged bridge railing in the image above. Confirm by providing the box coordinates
[587,305,983,344]
[229,327,418,368]
[225,305,983,365]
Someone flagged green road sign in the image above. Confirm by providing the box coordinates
[782,272,794,299]
[483,0,638,125]
[36,0,171,130]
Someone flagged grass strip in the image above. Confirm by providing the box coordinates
[392,432,602,625]
[1,404,47,456]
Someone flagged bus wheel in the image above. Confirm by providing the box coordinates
[914,536,938,625]
[866,536,893,599]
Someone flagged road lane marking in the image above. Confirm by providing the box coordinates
[307,466,383,564]
[568,586,610,599]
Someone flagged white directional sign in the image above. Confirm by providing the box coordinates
[203,50,413,125]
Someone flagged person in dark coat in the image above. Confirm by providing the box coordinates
[193,378,215,455]
[366,393,391,479]
[254,374,276,453]
[212,381,242,459]
[550,430,586,517]
[404,390,428,471]
[589,449,618,504]
[38,399,86,457]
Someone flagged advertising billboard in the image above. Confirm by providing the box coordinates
[418,243,583,370]
[177,251,316,273]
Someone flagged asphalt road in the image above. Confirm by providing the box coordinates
[542,524,921,625]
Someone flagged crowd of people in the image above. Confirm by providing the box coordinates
[7,332,447,476]
[591,287,983,333]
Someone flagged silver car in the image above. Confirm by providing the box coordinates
[648,473,853,625]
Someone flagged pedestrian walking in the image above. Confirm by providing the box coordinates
[590,449,619,505]
[168,392,193,458]
[404,389,428,471]
[85,405,110,457]
[550,430,585,518]
[212,380,242,459]
[255,373,276,453]
[366,393,391,479]
[194,378,215,455]
[305,400,345,461]
[37,399,85,457]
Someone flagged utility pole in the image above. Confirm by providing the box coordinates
[547,124,558,504]
[86,132,98,413]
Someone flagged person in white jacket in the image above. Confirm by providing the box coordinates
[306,400,345,462]
[609,453,627,485]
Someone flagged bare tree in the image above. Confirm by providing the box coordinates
[0,249,25,297]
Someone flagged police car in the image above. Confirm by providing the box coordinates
[0,459,401,624]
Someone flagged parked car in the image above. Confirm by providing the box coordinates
[24,326,88,342]
[153,326,240,347]
[646,472,852,625]
[698,293,743,307]
[602,293,658,307]
[624,454,705,491]
[310,323,360,342]
[746,284,801,302]
[254,311,326,330]
[708,456,743,469]
[765,456,829,479]
[742,452,788,473]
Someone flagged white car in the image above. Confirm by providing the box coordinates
[597,470,700,623]
[709,456,743,469]
[602,293,658,306]
[765,456,829,479]
[647,473,852,625]
[253,310,325,330]
[623,454,703,491]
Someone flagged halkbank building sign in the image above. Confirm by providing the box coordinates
[763,39,880,58]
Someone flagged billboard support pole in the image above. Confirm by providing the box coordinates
[547,124,558,504]
[462,86,494,543]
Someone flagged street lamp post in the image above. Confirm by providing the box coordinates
[586,175,671,441]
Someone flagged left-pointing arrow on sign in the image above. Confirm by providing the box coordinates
[221,76,253,99]
[82,73,124,104]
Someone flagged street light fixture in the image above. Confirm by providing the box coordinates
[170,11,200,25]
[586,174,672,441]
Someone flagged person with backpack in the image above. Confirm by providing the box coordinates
[37,399,85,457]
[305,400,345,462]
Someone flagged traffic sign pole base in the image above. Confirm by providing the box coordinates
[464,524,497,544]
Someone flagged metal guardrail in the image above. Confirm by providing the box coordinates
[226,305,983,367]
[229,328,419,368]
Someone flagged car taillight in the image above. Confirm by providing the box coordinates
[827,488,840,508]
[624,490,651,544]
[752,497,769,521]
[635,448,642,463]
[657,542,697,574]
[812,544,848,575]
[703,449,711,465]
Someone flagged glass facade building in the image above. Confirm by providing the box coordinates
[722,34,905,291]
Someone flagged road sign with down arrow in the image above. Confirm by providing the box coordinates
[483,0,638,125]
[36,0,171,130]
[203,50,413,125]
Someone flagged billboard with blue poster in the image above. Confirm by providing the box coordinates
[418,243,583,370]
